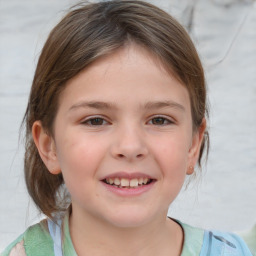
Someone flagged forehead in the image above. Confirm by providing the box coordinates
[59,44,190,111]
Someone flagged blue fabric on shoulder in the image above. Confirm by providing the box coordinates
[200,230,253,256]
[48,219,63,256]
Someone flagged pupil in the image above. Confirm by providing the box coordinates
[153,118,164,125]
[91,118,103,125]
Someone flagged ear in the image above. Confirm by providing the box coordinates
[32,121,61,175]
[186,118,206,175]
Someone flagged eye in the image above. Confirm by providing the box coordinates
[81,117,108,126]
[149,116,173,125]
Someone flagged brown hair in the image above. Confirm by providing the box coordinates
[22,0,209,218]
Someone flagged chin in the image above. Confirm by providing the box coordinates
[104,208,156,229]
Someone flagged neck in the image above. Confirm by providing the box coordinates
[69,209,183,256]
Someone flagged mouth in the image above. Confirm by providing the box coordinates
[102,177,155,189]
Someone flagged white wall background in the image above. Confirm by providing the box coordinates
[0,0,256,251]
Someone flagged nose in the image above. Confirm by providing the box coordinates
[110,125,149,161]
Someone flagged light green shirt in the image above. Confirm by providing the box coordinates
[1,215,254,256]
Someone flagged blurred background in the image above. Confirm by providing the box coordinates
[0,0,256,251]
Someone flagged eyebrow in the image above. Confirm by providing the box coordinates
[69,101,117,111]
[143,101,185,112]
[69,100,185,112]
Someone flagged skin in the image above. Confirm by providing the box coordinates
[33,44,206,256]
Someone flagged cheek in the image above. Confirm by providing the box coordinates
[152,133,191,198]
[58,129,100,162]
[154,135,190,171]
[55,132,107,184]
[55,136,107,204]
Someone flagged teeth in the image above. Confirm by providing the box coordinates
[143,178,149,184]
[130,178,139,187]
[121,178,129,187]
[138,177,143,185]
[108,178,114,185]
[114,178,121,186]
[105,177,152,188]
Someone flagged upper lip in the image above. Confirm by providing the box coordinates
[101,172,155,180]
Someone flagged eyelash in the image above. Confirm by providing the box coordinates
[81,117,109,126]
[148,116,174,126]
[81,116,174,126]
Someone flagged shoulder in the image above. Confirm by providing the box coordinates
[200,229,253,256]
[1,219,54,256]
[238,224,256,256]
[0,234,25,256]
[178,221,205,256]
[177,220,254,256]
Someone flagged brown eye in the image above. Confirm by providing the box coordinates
[90,118,104,125]
[150,117,172,125]
[82,117,106,126]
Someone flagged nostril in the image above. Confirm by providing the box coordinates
[116,153,144,159]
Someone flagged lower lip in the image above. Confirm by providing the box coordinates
[101,181,156,197]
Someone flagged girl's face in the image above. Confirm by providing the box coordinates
[35,44,204,228]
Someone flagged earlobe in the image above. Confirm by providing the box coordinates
[186,165,194,175]
[32,121,61,175]
[187,118,206,175]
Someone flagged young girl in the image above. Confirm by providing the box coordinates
[1,1,254,255]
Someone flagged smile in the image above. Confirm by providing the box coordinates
[103,177,153,189]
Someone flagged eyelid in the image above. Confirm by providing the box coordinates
[147,115,175,125]
[80,115,110,126]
